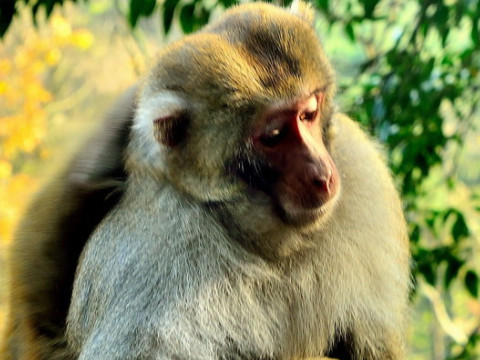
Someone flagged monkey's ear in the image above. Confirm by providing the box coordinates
[153,112,190,147]
[289,0,315,25]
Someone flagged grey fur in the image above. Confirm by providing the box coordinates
[67,3,410,360]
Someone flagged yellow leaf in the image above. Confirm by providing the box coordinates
[24,82,52,103]
[0,81,7,95]
[0,217,13,244]
[0,59,12,75]
[72,30,94,50]
[51,15,72,38]
[10,174,37,193]
[0,115,16,137]
[45,48,62,66]
[0,174,38,244]
[14,49,29,69]
[0,160,12,179]
[40,148,50,159]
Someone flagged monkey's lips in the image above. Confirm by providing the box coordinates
[276,185,341,228]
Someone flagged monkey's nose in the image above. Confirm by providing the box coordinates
[312,175,331,194]
[308,165,333,195]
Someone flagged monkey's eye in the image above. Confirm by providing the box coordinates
[299,111,317,122]
[298,94,319,123]
[259,126,287,147]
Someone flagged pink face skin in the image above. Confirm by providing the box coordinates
[252,92,340,226]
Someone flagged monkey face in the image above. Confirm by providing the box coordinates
[246,92,341,227]
[130,2,340,230]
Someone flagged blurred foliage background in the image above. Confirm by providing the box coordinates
[0,0,479,359]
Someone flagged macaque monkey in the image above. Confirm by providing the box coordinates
[1,87,136,360]
[2,1,410,360]
[67,2,410,359]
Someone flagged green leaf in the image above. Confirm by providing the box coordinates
[129,0,156,28]
[420,22,429,38]
[423,58,435,77]
[418,263,436,285]
[471,20,479,47]
[194,4,210,31]
[465,271,479,297]
[441,28,450,47]
[452,211,469,243]
[410,224,420,244]
[444,256,463,289]
[345,22,355,42]
[30,0,63,26]
[0,0,16,38]
[128,0,141,28]
[316,0,329,14]
[433,4,449,44]
[44,0,57,18]
[363,0,379,19]
[143,0,156,15]
[180,3,195,34]
[163,0,180,33]
[219,0,238,9]
[441,56,453,66]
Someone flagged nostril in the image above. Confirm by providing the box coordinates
[311,167,333,194]
[312,176,330,193]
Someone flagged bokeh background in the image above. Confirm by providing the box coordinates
[0,0,479,359]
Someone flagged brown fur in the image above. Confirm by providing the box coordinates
[68,3,410,360]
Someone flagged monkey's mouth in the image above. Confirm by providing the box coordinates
[275,189,340,228]
[272,172,340,228]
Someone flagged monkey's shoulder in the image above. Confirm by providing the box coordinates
[332,114,387,168]
[331,113,400,200]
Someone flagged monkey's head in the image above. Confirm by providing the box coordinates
[129,2,340,234]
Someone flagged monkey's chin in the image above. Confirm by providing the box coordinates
[279,191,341,231]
